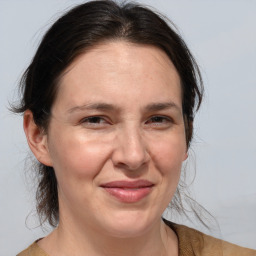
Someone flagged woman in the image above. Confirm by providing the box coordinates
[15,1,256,255]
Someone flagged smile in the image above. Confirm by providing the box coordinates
[100,180,154,203]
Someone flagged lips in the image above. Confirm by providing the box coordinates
[100,180,154,203]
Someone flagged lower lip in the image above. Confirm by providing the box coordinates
[103,187,152,203]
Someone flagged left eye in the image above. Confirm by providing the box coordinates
[145,116,173,127]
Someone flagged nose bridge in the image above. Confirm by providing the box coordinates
[113,122,149,170]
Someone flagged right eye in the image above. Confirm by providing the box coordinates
[80,116,110,128]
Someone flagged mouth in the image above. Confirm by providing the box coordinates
[100,180,154,203]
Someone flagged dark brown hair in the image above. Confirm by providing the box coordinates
[13,0,204,227]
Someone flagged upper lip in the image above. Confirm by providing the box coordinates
[100,180,154,189]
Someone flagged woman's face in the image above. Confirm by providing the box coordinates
[44,41,187,237]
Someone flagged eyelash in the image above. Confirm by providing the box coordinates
[79,115,173,128]
[145,116,173,128]
[80,116,109,125]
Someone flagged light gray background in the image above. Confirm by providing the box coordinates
[0,0,255,255]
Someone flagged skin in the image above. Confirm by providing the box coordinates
[24,41,188,256]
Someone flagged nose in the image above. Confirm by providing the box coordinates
[112,126,150,171]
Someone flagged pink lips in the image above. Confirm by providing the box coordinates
[100,180,154,203]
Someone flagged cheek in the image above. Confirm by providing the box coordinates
[47,129,111,180]
[151,134,187,176]
[148,137,186,212]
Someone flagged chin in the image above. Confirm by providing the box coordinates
[105,224,151,239]
[98,211,158,238]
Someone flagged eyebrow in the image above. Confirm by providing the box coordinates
[67,103,116,114]
[67,101,180,114]
[145,102,180,112]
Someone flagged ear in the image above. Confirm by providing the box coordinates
[183,115,192,161]
[23,110,53,166]
[183,151,188,161]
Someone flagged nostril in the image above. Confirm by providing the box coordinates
[111,130,150,170]
[112,150,150,171]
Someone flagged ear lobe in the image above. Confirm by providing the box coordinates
[183,151,188,161]
[23,110,53,167]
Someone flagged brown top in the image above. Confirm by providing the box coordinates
[17,221,256,256]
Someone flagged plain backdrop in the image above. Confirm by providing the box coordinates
[0,0,256,255]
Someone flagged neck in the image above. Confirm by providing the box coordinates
[39,218,178,256]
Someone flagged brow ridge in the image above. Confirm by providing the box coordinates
[67,101,180,114]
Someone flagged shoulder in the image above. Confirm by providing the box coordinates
[17,241,49,256]
[164,220,256,256]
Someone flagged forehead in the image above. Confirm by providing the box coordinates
[53,41,182,112]
[64,41,178,77]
